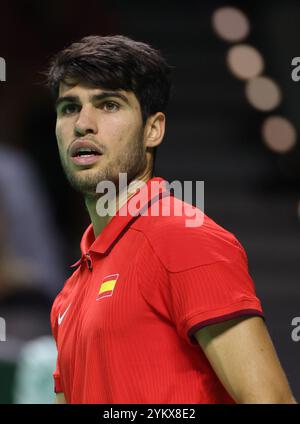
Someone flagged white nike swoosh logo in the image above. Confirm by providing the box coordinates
[58,303,72,326]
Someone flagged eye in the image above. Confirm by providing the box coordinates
[60,103,80,115]
[102,101,120,112]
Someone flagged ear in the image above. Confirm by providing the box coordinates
[144,112,166,148]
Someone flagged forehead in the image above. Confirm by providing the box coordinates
[58,81,139,106]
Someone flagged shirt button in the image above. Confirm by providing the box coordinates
[85,253,93,271]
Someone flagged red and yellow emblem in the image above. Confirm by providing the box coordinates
[96,274,119,300]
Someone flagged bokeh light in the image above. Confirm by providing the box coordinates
[212,6,250,42]
[245,76,282,111]
[262,116,297,153]
[227,44,264,80]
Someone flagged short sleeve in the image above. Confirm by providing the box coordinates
[166,252,264,345]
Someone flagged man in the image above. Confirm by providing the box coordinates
[46,35,296,404]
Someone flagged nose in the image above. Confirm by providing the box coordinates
[74,105,98,137]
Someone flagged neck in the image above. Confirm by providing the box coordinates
[84,169,153,239]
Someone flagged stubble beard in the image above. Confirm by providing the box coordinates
[59,134,148,198]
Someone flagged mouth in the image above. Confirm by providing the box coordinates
[69,139,103,166]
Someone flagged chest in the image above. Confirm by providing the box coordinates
[56,251,154,351]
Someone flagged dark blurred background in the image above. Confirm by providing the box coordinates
[0,0,299,403]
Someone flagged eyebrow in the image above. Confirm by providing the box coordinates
[55,91,130,110]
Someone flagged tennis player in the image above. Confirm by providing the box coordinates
[46,35,296,404]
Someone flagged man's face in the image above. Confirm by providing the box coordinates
[55,82,148,196]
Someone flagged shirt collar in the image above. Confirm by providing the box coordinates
[71,177,169,266]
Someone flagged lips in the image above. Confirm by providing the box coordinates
[69,139,103,167]
[70,139,102,158]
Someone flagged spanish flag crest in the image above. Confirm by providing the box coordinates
[96,274,119,301]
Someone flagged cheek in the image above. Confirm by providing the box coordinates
[102,123,126,150]
[55,121,61,143]
[106,115,142,147]
[55,120,68,148]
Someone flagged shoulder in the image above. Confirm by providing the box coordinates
[131,195,244,273]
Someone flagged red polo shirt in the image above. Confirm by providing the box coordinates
[50,177,264,403]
